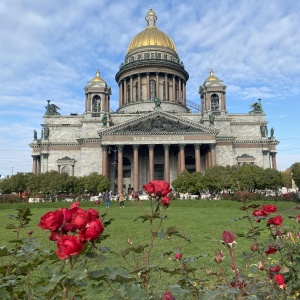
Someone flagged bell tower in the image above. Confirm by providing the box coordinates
[84,70,111,116]
[199,69,227,117]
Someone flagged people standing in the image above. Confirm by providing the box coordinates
[119,191,124,208]
[103,191,111,208]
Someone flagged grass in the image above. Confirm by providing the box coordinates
[0,199,298,299]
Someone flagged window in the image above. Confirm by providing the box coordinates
[175,84,179,100]
[150,79,156,100]
[92,95,101,116]
[164,53,168,59]
[135,82,138,102]
[127,84,131,102]
[154,164,164,180]
[211,94,219,110]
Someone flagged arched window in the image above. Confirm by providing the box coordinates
[150,79,156,100]
[61,166,70,175]
[211,94,219,110]
[92,95,101,116]
[92,95,101,112]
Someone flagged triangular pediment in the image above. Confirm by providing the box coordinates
[100,111,218,136]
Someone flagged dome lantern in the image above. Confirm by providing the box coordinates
[145,8,157,27]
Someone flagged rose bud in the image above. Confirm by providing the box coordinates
[250,243,259,252]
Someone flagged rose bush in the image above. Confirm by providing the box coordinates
[2,180,300,299]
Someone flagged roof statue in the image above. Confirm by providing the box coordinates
[249,98,264,114]
[270,127,275,138]
[45,100,60,116]
[102,113,108,126]
[33,130,37,140]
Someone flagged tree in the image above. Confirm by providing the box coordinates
[171,170,203,194]
[282,169,292,188]
[234,164,265,191]
[83,172,110,195]
[260,168,283,191]
[203,165,236,192]
[291,163,300,188]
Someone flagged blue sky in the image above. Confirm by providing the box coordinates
[1,0,300,177]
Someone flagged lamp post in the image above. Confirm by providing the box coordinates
[108,146,118,195]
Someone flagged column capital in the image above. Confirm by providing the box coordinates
[209,143,216,149]
[194,144,201,150]
[41,153,49,159]
[118,145,124,152]
[31,155,39,160]
[179,144,186,150]
[102,145,108,150]
[148,144,155,150]
[270,152,277,157]
[132,144,139,150]
[163,144,170,150]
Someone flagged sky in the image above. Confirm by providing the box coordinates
[0,0,300,177]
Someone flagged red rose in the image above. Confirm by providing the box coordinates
[252,209,267,222]
[79,219,104,243]
[269,265,281,278]
[143,180,172,197]
[274,274,286,289]
[265,245,278,255]
[222,230,236,245]
[175,253,182,260]
[161,196,170,207]
[63,207,78,223]
[143,182,155,195]
[71,208,89,230]
[38,209,64,231]
[268,215,284,226]
[56,235,84,260]
[163,291,176,300]
[262,204,277,214]
[86,208,99,221]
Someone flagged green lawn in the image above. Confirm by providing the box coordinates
[0,199,298,299]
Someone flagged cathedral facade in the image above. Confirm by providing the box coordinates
[30,9,279,193]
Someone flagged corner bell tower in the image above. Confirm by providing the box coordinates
[84,70,111,116]
[199,69,227,117]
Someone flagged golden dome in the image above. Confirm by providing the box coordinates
[127,27,177,53]
[91,70,105,82]
[126,8,177,54]
[205,69,219,81]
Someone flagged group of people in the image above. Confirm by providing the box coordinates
[102,190,125,208]
[102,189,139,208]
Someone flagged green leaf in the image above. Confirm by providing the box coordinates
[68,266,88,281]
[202,290,222,300]
[0,247,9,257]
[168,284,190,295]
[5,224,17,229]
[89,270,106,279]
[157,229,168,239]
[0,289,10,300]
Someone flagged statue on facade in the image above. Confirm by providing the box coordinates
[260,125,268,137]
[153,97,161,107]
[45,100,60,115]
[102,113,108,125]
[209,113,215,125]
[249,98,264,114]
[33,130,37,140]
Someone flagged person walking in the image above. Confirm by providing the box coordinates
[103,191,111,208]
[119,191,124,208]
